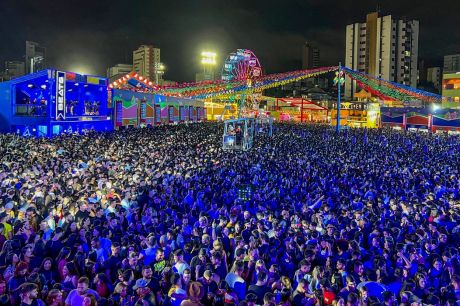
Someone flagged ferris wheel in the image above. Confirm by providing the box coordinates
[222,49,262,82]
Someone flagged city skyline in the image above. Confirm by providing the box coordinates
[0,0,459,82]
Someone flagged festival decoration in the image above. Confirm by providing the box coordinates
[110,65,446,107]
[342,67,443,104]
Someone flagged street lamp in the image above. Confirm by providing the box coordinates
[201,51,216,80]
[154,62,165,85]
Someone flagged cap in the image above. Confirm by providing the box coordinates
[133,278,149,290]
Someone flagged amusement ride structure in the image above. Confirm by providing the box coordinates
[221,49,262,115]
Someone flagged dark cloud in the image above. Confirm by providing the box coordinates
[0,0,459,81]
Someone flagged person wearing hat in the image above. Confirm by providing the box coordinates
[132,278,156,306]
[190,248,208,279]
[180,281,204,306]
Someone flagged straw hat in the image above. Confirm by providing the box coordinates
[188,282,204,301]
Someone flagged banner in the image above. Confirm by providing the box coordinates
[115,101,123,127]
[140,99,147,124]
[155,105,161,124]
[87,76,102,85]
[180,106,185,121]
[168,106,174,123]
[56,71,66,120]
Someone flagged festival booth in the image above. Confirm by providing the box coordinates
[380,110,406,130]
[111,91,205,128]
[326,90,379,128]
[330,101,380,128]
[380,107,429,130]
[110,72,206,128]
[380,107,460,132]
[0,69,112,136]
[272,98,329,123]
[431,109,460,133]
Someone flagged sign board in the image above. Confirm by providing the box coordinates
[56,71,66,120]
[140,99,147,124]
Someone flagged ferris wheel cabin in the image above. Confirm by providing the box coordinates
[222,118,255,151]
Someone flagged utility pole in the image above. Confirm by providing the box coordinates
[334,63,345,132]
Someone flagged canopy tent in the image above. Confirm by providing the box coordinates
[275,98,328,123]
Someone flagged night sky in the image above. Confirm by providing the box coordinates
[0,0,458,82]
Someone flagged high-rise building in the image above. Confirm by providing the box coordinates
[25,41,46,74]
[443,54,460,73]
[302,41,320,70]
[133,45,161,83]
[442,73,460,103]
[417,59,427,85]
[4,61,25,80]
[426,67,441,92]
[107,63,133,80]
[345,12,419,98]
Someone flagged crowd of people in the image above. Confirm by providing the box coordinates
[0,122,459,306]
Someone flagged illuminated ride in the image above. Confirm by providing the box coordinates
[220,50,272,149]
[221,49,263,116]
[222,49,262,82]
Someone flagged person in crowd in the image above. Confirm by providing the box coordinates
[64,277,99,306]
[0,123,459,305]
[46,289,63,306]
[18,282,45,306]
